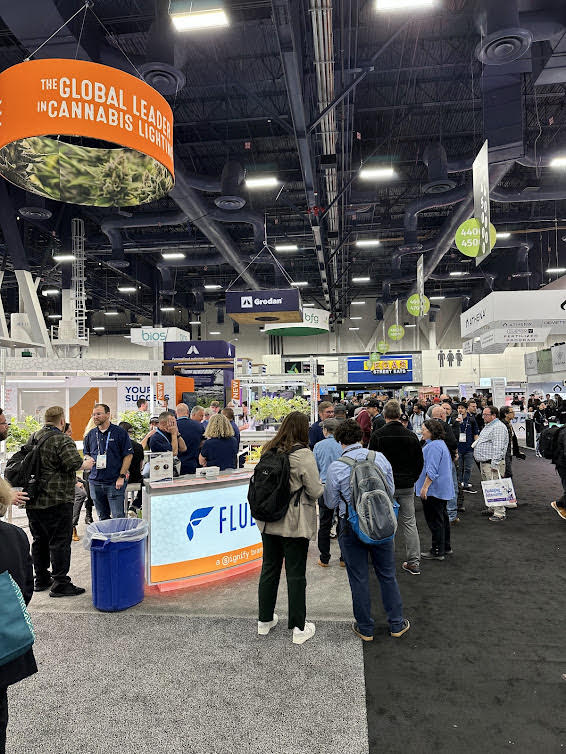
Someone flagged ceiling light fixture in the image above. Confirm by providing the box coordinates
[42,288,60,296]
[404,323,416,328]
[358,166,396,181]
[275,244,299,252]
[352,276,371,283]
[351,300,366,305]
[160,306,175,312]
[189,320,202,325]
[169,0,229,31]
[355,239,381,247]
[350,316,363,320]
[546,268,566,274]
[47,314,62,319]
[496,232,511,239]
[430,296,446,300]
[104,311,119,317]
[209,331,221,335]
[376,0,436,10]
[52,253,76,262]
[162,251,186,260]
[303,303,315,307]
[118,286,137,293]
[92,326,105,331]
[204,284,222,290]
[291,281,309,287]
[449,271,467,277]
[349,327,360,331]
[245,176,279,189]
[550,157,566,169]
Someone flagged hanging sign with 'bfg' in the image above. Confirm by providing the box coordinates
[0,59,174,206]
[455,218,496,258]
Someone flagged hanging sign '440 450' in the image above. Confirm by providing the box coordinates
[0,59,174,206]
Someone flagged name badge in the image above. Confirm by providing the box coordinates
[459,432,467,443]
[96,454,107,470]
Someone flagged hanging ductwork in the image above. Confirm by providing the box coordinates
[476,2,533,65]
[422,144,457,195]
[214,161,246,211]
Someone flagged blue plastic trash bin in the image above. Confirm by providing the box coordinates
[86,518,149,612]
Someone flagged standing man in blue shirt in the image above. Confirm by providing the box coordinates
[313,418,343,567]
[309,401,334,448]
[83,404,133,520]
[326,419,409,642]
[455,402,479,494]
[175,403,204,475]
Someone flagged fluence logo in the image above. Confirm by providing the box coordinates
[241,296,253,308]
[186,507,213,541]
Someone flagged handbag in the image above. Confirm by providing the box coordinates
[0,570,35,666]
[481,471,517,509]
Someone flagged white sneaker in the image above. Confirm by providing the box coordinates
[292,621,316,645]
[257,613,278,635]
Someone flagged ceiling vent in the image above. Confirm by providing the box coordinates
[140,62,186,96]
[422,144,457,195]
[476,3,532,65]
[214,161,246,211]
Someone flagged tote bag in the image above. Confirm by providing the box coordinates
[481,473,517,509]
[0,570,35,666]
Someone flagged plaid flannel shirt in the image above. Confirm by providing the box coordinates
[473,418,509,468]
[26,425,83,509]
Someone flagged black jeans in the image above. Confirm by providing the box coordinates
[317,498,334,564]
[258,533,309,630]
[72,484,93,527]
[0,687,6,754]
[26,502,73,585]
[422,495,451,556]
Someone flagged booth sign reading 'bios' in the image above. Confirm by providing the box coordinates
[0,59,174,206]
[226,288,302,324]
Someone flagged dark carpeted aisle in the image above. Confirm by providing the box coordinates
[364,451,566,754]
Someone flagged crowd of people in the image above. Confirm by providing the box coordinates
[254,390,563,647]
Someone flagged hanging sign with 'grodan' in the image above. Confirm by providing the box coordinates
[0,59,174,206]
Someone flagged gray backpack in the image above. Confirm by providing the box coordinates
[338,451,398,545]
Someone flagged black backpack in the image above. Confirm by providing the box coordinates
[538,425,562,460]
[5,431,56,503]
[247,447,303,522]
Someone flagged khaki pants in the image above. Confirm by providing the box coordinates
[480,461,506,518]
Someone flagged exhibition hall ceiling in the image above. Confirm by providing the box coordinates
[0,0,564,331]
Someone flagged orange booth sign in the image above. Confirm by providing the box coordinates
[0,59,174,206]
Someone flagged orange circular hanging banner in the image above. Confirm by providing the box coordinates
[0,59,175,206]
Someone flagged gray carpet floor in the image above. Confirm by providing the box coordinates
[8,614,368,754]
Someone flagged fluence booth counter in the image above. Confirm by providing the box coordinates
[144,471,262,590]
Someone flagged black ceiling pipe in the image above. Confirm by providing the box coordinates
[100,210,190,268]
[491,186,566,202]
[208,207,266,252]
[215,161,246,211]
[170,165,262,290]
[0,180,30,271]
[403,184,469,246]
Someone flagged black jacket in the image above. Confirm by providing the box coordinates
[0,520,38,688]
[369,421,424,489]
[437,420,458,459]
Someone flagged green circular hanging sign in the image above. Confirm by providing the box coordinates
[388,324,405,341]
[454,218,497,257]
[370,351,380,361]
[407,294,430,317]
[377,340,389,354]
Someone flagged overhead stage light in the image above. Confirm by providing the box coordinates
[169,0,229,31]
[355,239,381,247]
[162,252,186,260]
[550,157,566,169]
[352,276,371,283]
[376,0,436,10]
[275,244,299,252]
[496,232,511,239]
[546,268,566,274]
[245,175,279,189]
[52,253,76,262]
[359,167,396,181]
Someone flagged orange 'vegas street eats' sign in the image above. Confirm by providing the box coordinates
[0,59,174,206]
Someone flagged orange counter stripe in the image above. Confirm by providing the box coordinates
[150,543,263,583]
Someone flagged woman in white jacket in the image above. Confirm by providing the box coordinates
[255,412,324,645]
